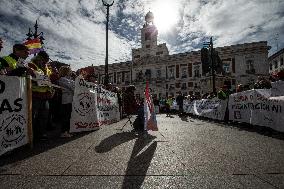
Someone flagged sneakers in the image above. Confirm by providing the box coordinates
[60,132,73,138]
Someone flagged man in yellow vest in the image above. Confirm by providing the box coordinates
[28,51,55,141]
[0,44,29,76]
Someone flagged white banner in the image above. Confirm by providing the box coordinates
[229,89,284,132]
[0,76,28,156]
[70,78,119,133]
[184,98,228,120]
[228,90,256,124]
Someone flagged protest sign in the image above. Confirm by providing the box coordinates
[0,76,28,156]
[228,90,255,124]
[70,78,119,133]
[97,86,120,126]
[250,90,284,132]
[229,89,284,132]
[183,98,227,120]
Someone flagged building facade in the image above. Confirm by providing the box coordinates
[268,48,284,74]
[92,12,270,99]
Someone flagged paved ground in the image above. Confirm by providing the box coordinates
[1,114,284,189]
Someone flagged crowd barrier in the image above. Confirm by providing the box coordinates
[0,75,120,156]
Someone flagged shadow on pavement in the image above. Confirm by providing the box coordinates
[121,135,157,189]
[95,131,138,153]
[0,125,94,168]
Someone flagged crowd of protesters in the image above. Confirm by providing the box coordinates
[0,38,144,141]
[1,37,284,141]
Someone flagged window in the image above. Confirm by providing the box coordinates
[156,69,161,78]
[194,66,200,77]
[181,67,187,78]
[169,67,174,79]
[176,65,179,78]
[125,73,130,82]
[134,55,140,59]
[223,63,230,73]
[181,83,187,90]
[270,64,273,70]
[188,82,193,87]
[146,45,150,48]
[117,74,122,84]
[145,69,151,79]
[280,57,283,66]
[246,60,254,71]
[274,60,278,69]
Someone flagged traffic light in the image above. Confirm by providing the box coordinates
[212,50,224,74]
[201,47,211,75]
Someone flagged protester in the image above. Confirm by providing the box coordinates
[217,85,230,100]
[153,96,160,114]
[254,76,272,89]
[113,86,123,119]
[122,85,139,116]
[165,96,173,117]
[176,92,184,116]
[0,44,29,76]
[28,51,55,141]
[46,62,61,130]
[57,66,74,138]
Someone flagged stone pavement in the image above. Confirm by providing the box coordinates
[1,114,284,189]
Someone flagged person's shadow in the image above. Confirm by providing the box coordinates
[95,131,137,153]
[95,132,157,189]
[121,135,157,189]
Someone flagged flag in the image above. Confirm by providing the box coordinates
[23,38,43,55]
[144,81,158,131]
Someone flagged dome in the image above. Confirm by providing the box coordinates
[145,11,154,22]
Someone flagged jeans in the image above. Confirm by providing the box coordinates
[32,98,49,138]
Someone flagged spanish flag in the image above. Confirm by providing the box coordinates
[144,81,158,131]
[23,38,43,54]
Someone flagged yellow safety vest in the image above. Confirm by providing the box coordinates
[29,62,53,93]
[2,56,17,70]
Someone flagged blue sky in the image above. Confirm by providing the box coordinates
[0,0,283,70]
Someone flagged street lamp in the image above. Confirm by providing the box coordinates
[102,0,114,86]
[202,37,216,94]
[26,20,45,44]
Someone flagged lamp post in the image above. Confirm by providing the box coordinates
[102,0,114,86]
[203,37,216,94]
[26,20,45,44]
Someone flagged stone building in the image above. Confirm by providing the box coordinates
[268,48,284,74]
[92,12,270,99]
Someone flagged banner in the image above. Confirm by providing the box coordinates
[271,80,284,97]
[70,78,119,133]
[184,98,227,120]
[229,89,284,132]
[0,76,28,156]
[228,90,256,124]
